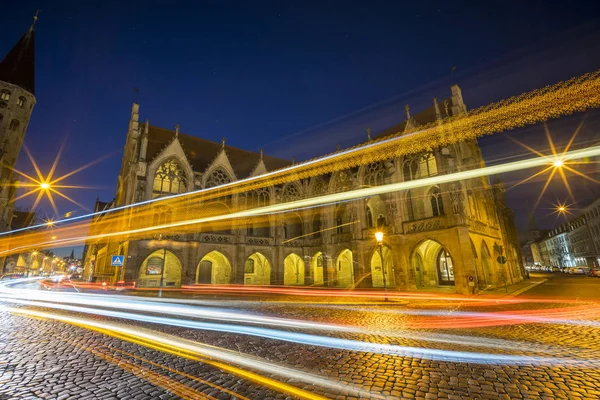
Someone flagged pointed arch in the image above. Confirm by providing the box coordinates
[138,250,182,288]
[152,159,188,198]
[196,251,231,284]
[371,245,394,288]
[281,183,302,202]
[244,252,271,285]
[284,212,303,239]
[284,253,305,285]
[429,187,444,217]
[411,239,455,289]
[205,167,232,188]
[312,252,325,286]
[335,249,355,288]
[480,241,493,286]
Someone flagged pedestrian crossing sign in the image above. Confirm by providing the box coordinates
[111,255,124,267]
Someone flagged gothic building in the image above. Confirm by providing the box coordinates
[83,85,525,294]
[0,17,37,232]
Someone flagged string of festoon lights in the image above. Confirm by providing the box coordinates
[1,69,599,256]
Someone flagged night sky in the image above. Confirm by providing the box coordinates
[2,1,600,257]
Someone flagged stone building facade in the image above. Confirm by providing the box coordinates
[84,85,526,294]
[0,18,37,233]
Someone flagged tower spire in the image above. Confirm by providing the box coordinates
[0,16,36,94]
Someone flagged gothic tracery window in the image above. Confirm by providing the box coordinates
[282,184,300,202]
[403,156,419,181]
[248,187,270,208]
[366,207,374,228]
[332,171,351,192]
[364,161,385,186]
[205,167,231,188]
[152,159,187,198]
[419,152,438,177]
[311,178,327,196]
[430,187,444,217]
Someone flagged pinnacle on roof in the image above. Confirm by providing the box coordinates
[0,13,37,95]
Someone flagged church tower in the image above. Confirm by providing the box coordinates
[0,14,37,231]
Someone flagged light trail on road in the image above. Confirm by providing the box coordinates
[5,306,369,400]
[2,288,599,366]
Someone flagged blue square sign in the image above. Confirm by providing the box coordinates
[111,255,124,267]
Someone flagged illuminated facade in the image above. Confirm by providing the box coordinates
[0,18,37,233]
[84,85,526,294]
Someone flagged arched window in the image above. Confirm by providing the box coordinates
[0,90,10,101]
[419,152,438,177]
[282,184,300,202]
[152,159,187,198]
[17,97,26,108]
[376,215,386,229]
[244,258,255,273]
[248,188,270,208]
[366,207,374,228]
[364,161,385,186]
[430,188,444,217]
[403,157,419,181]
[205,167,231,188]
[9,120,19,131]
[312,214,322,238]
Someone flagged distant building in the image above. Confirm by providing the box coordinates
[582,197,600,266]
[525,196,600,269]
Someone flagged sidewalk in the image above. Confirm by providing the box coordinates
[476,278,547,297]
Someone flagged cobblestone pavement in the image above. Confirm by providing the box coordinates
[2,277,600,399]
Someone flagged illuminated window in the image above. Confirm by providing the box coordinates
[152,160,187,198]
[419,153,438,177]
[244,258,255,274]
[0,90,10,101]
[437,249,454,285]
[364,161,385,186]
[403,157,419,181]
[17,97,25,107]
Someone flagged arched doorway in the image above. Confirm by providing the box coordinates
[480,242,493,287]
[244,252,271,285]
[284,253,305,285]
[138,249,182,288]
[370,245,394,288]
[196,251,231,284]
[335,249,354,288]
[411,240,455,288]
[312,252,325,286]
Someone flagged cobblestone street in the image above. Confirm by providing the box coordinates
[1,273,600,399]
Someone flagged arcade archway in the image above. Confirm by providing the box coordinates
[312,252,325,286]
[370,245,394,288]
[335,249,355,288]
[196,251,231,284]
[411,240,455,288]
[138,249,182,288]
[283,253,305,285]
[244,252,271,285]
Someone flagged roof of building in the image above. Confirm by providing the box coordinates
[146,125,291,178]
[0,23,35,95]
[11,210,35,230]
[374,97,453,140]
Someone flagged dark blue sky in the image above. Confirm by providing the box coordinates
[2,1,600,256]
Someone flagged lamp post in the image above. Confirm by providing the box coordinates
[375,231,388,301]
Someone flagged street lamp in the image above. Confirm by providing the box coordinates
[375,231,388,301]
